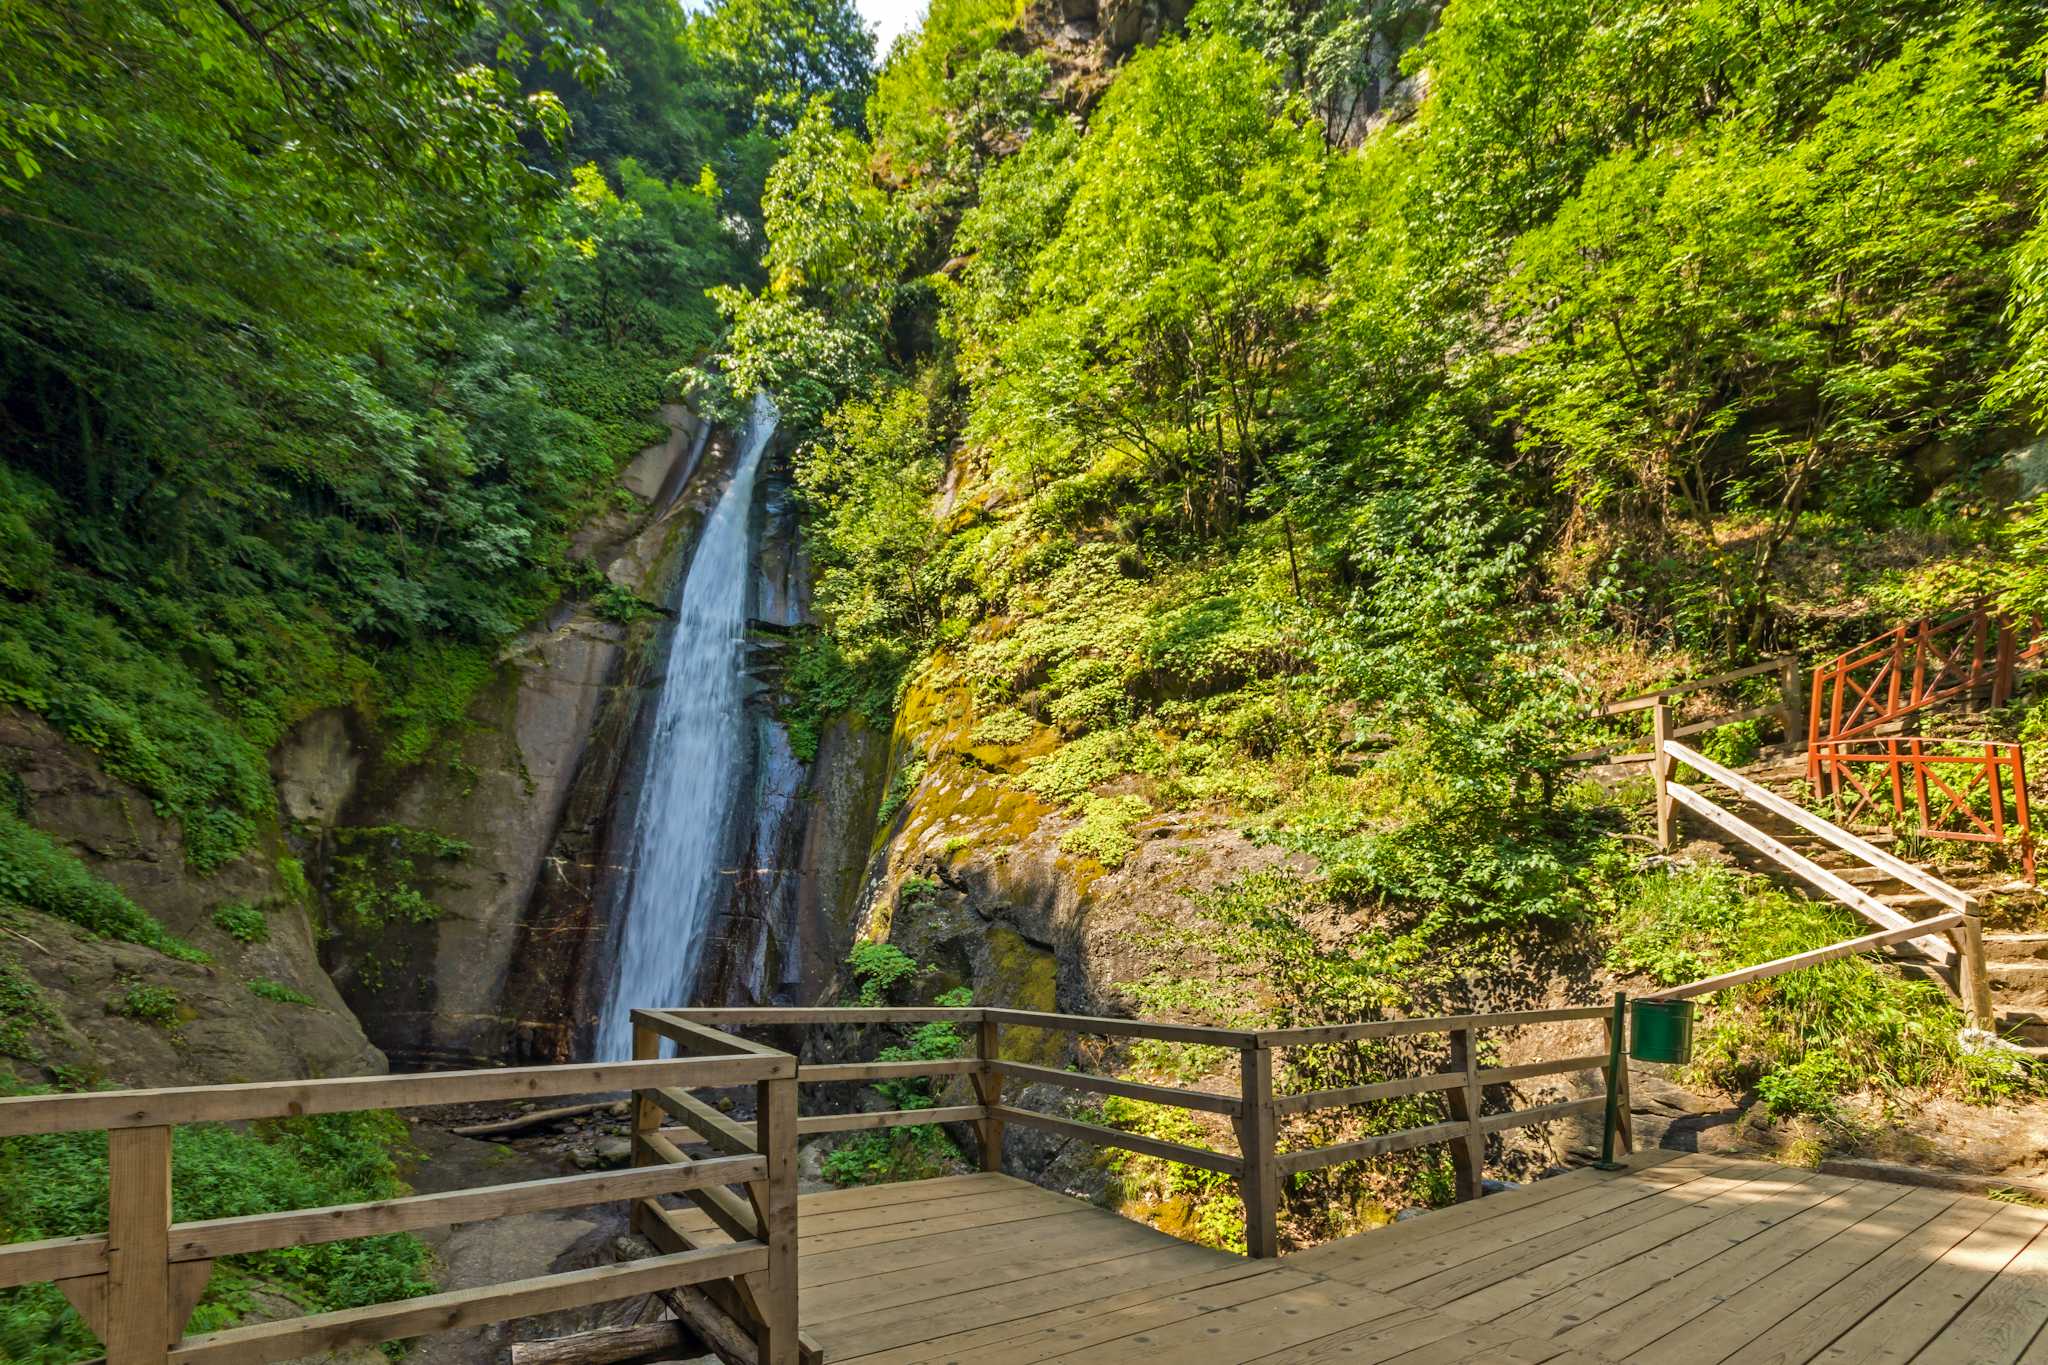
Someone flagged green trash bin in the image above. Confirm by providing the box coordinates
[1630,998,1695,1064]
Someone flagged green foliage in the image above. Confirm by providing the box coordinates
[326,827,472,934]
[689,0,875,137]
[374,645,498,772]
[0,810,204,962]
[211,902,269,946]
[247,978,318,1007]
[1059,794,1151,868]
[779,629,906,762]
[0,1087,432,1363]
[1609,865,2044,1119]
[846,941,925,1005]
[876,757,928,824]
[0,0,881,871]
[276,857,312,906]
[964,36,1329,537]
[112,984,182,1028]
[1094,1095,1246,1251]
[818,1125,961,1184]
[969,708,1036,747]
[0,956,55,1061]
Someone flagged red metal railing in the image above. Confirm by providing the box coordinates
[1809,737,2034,882]
[1808,603,2041,759]
[1806,603,2040,882]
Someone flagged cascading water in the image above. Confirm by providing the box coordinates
[593,393,778,1060]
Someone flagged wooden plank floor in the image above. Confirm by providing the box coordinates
[670,1152,2048,1364]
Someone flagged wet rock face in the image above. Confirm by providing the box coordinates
[0,708,384,1087]
[313,407,714,1069]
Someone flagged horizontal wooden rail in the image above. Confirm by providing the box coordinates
[652,1004,1631,1264]
[799,1058,981,1083]
[0,1027,802,1365]
[989,1061,1243,1116]
[990,1105,1245,1175]
[0,1054,792,1138]
[1272,1070,1464,1117]
[1645,913,1964,1002]
[168,1243,767,1365]
[655,1007,983,1026]
[1673,701,1783,738]
[795,1104,987,1136]
[173,1157,764,1265]
[981,1007,1263,1047]
[1256,1006,1609,1047]
[1591,655,1797,717]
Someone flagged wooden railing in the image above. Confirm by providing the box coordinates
[649,1005,1624,1260]
[1809,602,2041,754]
[1650,708,1997,1029]
[0,1047,801,1365]
[1568,654,1803,764]
[1810,737,2034,882]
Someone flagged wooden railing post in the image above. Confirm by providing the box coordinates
[105,1125,172,1365]
[973,1015,1004,1173]
[1444,1026,1485,1202]
[1777,654,1805,749]
[1652,703,1676,850]
[753,1073,800,1365]
[1237,1044,1278,1259]
[1603,1004,1633,1158]
[1958,899,1996,1033]
[627,1020,661,1242]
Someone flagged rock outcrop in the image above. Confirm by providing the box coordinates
[1,709,384,1086]
[309,406,721,1067]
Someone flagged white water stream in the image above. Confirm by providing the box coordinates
[594,393,778,1060]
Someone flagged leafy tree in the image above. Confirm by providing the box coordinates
[966,37,1328,536]
[691,0,878,136]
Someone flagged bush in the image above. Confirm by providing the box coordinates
[111,984,182,1027]
[246,978,317,1006]
[1059,794,1150,868]
[0,812,205,962]
[1609,865,2044,1119]
[211,902,268,945]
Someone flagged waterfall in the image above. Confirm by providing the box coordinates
[593,393,778,1061]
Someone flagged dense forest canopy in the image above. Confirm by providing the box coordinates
[0,0,869,869]
[728,0,2048,1081]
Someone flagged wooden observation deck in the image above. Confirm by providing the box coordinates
[1,1006,2042,1364]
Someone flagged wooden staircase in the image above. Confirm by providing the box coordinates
[1688,750,2047,1054]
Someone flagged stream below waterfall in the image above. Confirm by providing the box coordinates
[593,393,779,1061]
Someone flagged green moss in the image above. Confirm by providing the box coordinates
[246,978,317,1006]
[275,856,311,905]
[0,811,205,962]
[373,643,497,772]
[327,826,471,934]
[968,707,1035,747]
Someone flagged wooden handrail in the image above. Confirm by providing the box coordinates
[1569,654,1803,764]
[660,1005,1628,1262]
[1644,913,1964,1002]
[1654,715,1994,1028]
[0,1033,802,1365]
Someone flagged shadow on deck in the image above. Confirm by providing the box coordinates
[682,1150,2048,1365]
